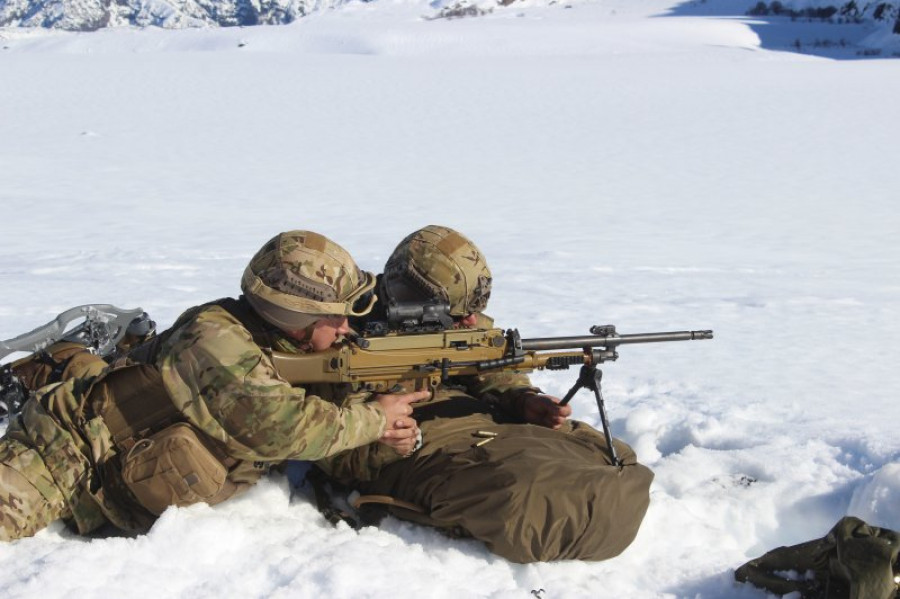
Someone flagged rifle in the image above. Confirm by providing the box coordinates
[270,324,713,466]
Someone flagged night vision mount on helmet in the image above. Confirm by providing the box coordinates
[361,276,454,337]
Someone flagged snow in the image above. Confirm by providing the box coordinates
[1,1,899,597]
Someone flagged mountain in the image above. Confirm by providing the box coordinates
[750,0,900,34]
[0,0,331,29]
[2,0,898,34]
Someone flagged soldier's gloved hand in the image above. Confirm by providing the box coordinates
[375,389,428,454]
[519,392,572,430]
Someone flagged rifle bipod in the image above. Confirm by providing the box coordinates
[559,364,621,468]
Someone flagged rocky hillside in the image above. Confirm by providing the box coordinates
[749,0,900,34]
[0,0,326,29]
[1,0,898,35]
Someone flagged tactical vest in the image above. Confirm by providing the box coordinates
[15,297,278,452]
[95,297,284,516]
[7,298,296,528]
[14,298,279,521]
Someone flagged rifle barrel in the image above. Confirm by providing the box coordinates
[520,330,713,351]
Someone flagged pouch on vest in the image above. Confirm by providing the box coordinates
[121,423,241,515]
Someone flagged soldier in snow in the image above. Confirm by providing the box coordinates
[0,230,423,541]
[316,225,655,563]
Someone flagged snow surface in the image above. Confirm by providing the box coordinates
[1,1,899,597]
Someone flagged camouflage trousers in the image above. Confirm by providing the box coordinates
[0,377,124,542]
[0,432,70,541]
[0,346,109,542]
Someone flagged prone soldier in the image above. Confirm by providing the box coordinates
[0,230,422,541]
[315,225,656,563]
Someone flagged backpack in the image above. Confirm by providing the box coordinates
[735,516,900,599]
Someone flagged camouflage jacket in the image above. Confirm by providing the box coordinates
[9,298,387,534]
[157,302,386,462]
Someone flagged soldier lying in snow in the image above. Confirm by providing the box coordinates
[0,231,419,540]
[0,226,655,564]
[315,226,654,563]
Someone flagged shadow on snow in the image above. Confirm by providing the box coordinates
[664,0,900,60]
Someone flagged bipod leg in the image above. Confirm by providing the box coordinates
[585,366,621,468]
[559,364,621,467]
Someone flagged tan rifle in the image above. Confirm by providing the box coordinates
[270,325,713,466]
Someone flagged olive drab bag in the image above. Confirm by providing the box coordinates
[735,516,900,599]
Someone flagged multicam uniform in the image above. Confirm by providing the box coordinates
[0,230,384,542]
[0,299,385,541]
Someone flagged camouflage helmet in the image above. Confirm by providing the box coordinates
[241,231,376,332]
[383,225,492,316]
